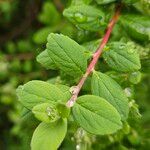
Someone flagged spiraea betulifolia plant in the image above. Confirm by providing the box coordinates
[16,0,150,149]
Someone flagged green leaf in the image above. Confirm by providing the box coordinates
[95,0,116,5]
[120,14,150,42]
[21,107,30,117]
[134,0,150,16]
[56,102,70,118]
[32,103,60,123]
[63,4,106,31]
[129,71,142,84]
[16,80,66,109]
[36,50,57,70]
[38,2,60,25]
[33,27,52,44]
[46,33,87,77]
[72,95,122,135]
[103,42,141,72]
[55,84,71,101]
[91,71,129,120]
[31,119,67,150]
[83,39,101,53]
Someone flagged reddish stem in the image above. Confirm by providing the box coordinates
[66,4,122,107]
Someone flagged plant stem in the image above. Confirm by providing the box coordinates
[66,3,123,108]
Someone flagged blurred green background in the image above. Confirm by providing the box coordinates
[0,0,149,149]
[0,0,73,149]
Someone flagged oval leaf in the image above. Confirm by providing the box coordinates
[72,95,122,135]
[32,103,60,123]
[47,33,87,78]
[103,42,141,72]
[56,102,70,118]
[31,119,67,150]
[36,50,57,70]
[63,4,105,31]
[16,80,66,109]
[91,71,129,120]
[120,14,150,41]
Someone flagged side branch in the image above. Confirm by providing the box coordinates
[66,3,123,107]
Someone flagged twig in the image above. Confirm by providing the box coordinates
[66,3,123,108]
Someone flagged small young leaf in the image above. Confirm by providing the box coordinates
[129,71,142,84]
[63,4,106,31]
[36,50,57,70]
[47,33,87,78]
[103,42,141,72]
[91,71,129,120]
[120,14,150,41]
[72,95,122,135]
[32,103,60,123]
[31,119,67,150]
[16,80,66,109]
[56,102,70,118]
